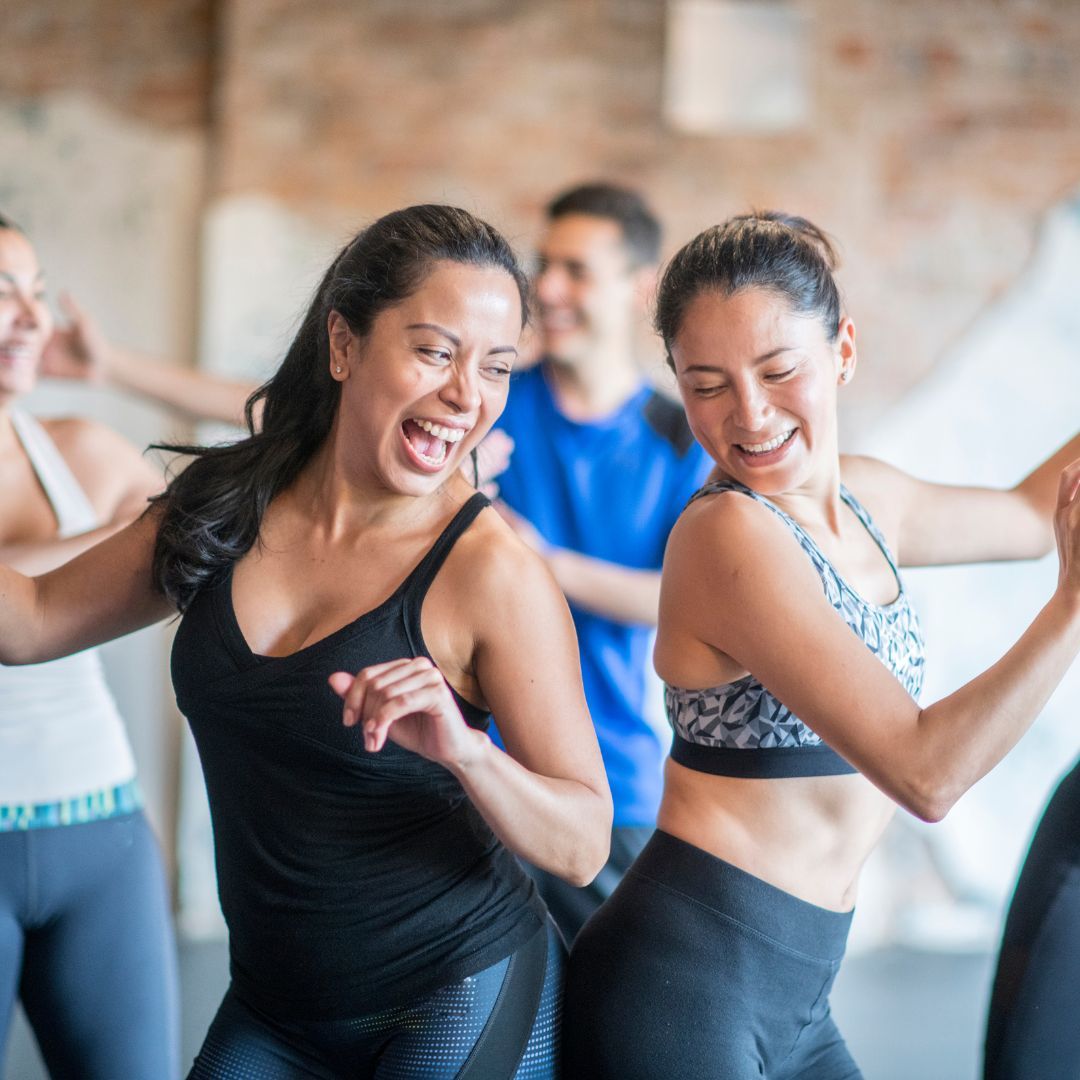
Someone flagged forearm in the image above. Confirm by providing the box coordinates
[0,563,43,665]
[545,548,660,625]
[905,591,1080,820]
[449,728,612,885]
[0,521,132,577]
[1016,433,1080,531]
[108,347,255,426]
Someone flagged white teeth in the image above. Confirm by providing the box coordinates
[413,418,466,443]
[738,430,794,455]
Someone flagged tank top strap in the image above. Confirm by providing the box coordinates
[689,478,840,587]
[691,478,821,550]
[402,491,490,617]
[10,410,99,537]
[839,484,901,576]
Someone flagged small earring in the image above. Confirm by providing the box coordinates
[840,370,850,383]
[335,365,342,374]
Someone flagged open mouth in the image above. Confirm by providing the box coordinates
[401,418,467,470]
[0,344,36,366]
[734,428,797,461]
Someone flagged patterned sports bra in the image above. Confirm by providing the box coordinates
[665,480,925,779]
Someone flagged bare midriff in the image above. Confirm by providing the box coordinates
[657,757,895,912]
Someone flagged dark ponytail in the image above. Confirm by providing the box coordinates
[656,210,842,365]
[151,204,529,611]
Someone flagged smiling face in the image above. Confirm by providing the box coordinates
[328,260,522,498]
[0,228,51,404]
[670,286,856,497]
[532,214,641,368]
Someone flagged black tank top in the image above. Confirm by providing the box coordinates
[171,492,545,1020]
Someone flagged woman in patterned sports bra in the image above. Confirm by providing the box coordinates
[564,211,1080,1079]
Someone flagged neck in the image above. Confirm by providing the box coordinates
[544,345,642,420]
[769,462,845,535]
[294,423,456,541]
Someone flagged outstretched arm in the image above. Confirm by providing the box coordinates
[661,465,1080,823]
[41,293,259,427]
[843,431,1080,567]
[330,521,612,885]
[0,510,173,666]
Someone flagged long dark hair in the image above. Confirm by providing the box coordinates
[655,210,842,366]
[151,204,529,611]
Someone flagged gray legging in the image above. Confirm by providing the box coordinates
[0,811,179,1079]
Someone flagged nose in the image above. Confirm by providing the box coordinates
[441,359,482,414]
[731,379,771,431]
[533,264,565,307]
[13,291,43,329]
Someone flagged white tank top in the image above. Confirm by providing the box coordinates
[0,411,137,806]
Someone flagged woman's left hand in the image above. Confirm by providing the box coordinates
[328,657,481,767]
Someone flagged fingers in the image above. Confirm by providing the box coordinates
[328,657,414,724]
[57,290,82,322]
[329,657,450,752]
[1057,458,1080,511]
[363,672,450,753]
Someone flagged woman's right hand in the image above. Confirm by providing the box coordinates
[1054,457,1080,597]
[40,292,110,383]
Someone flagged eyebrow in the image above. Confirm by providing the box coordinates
[0,270,45,286]
[406,322,518,357]
[682,346,795,374]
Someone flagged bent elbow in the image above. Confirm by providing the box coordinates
[902,776,964,824]
[564,820,612,888]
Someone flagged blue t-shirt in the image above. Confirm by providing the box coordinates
[493,364,711,826]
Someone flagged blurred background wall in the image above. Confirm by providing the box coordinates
[2,0,1077,945]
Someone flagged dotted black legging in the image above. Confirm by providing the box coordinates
[187,920,564,1079]
[984,759,1080,1080]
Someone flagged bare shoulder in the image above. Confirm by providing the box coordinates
[41,416,143,468]
[664,487,824,618]
[447,503,557,610]
[669,486,792,564]
[40,416,161,509]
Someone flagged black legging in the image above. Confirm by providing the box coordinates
[564,830,860,1080]
[984,758,1080,1080]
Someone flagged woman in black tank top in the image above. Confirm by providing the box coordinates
[0,205,611,1079]
[564,212,1080,1079]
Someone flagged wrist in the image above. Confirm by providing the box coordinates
[447,725,493,778]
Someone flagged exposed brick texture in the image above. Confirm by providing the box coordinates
[0,0,214,129]
[6,0,1080,407]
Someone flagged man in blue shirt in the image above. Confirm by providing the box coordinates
[493,183,711,942]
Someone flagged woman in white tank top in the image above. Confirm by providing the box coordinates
[0,214,179,1076]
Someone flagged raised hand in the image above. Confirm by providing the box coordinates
[1055,458,1080,595]
[40,292,109,382]
[328,657,482,767]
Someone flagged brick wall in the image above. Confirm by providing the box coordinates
[5,0,1080,409]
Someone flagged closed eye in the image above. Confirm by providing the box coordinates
[764,368,796,381]
[417,347,452,363]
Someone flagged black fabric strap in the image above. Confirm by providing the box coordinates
[671,732,858,778]
[456,922,548,1079]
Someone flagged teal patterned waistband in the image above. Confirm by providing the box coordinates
[0,779,143,832]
